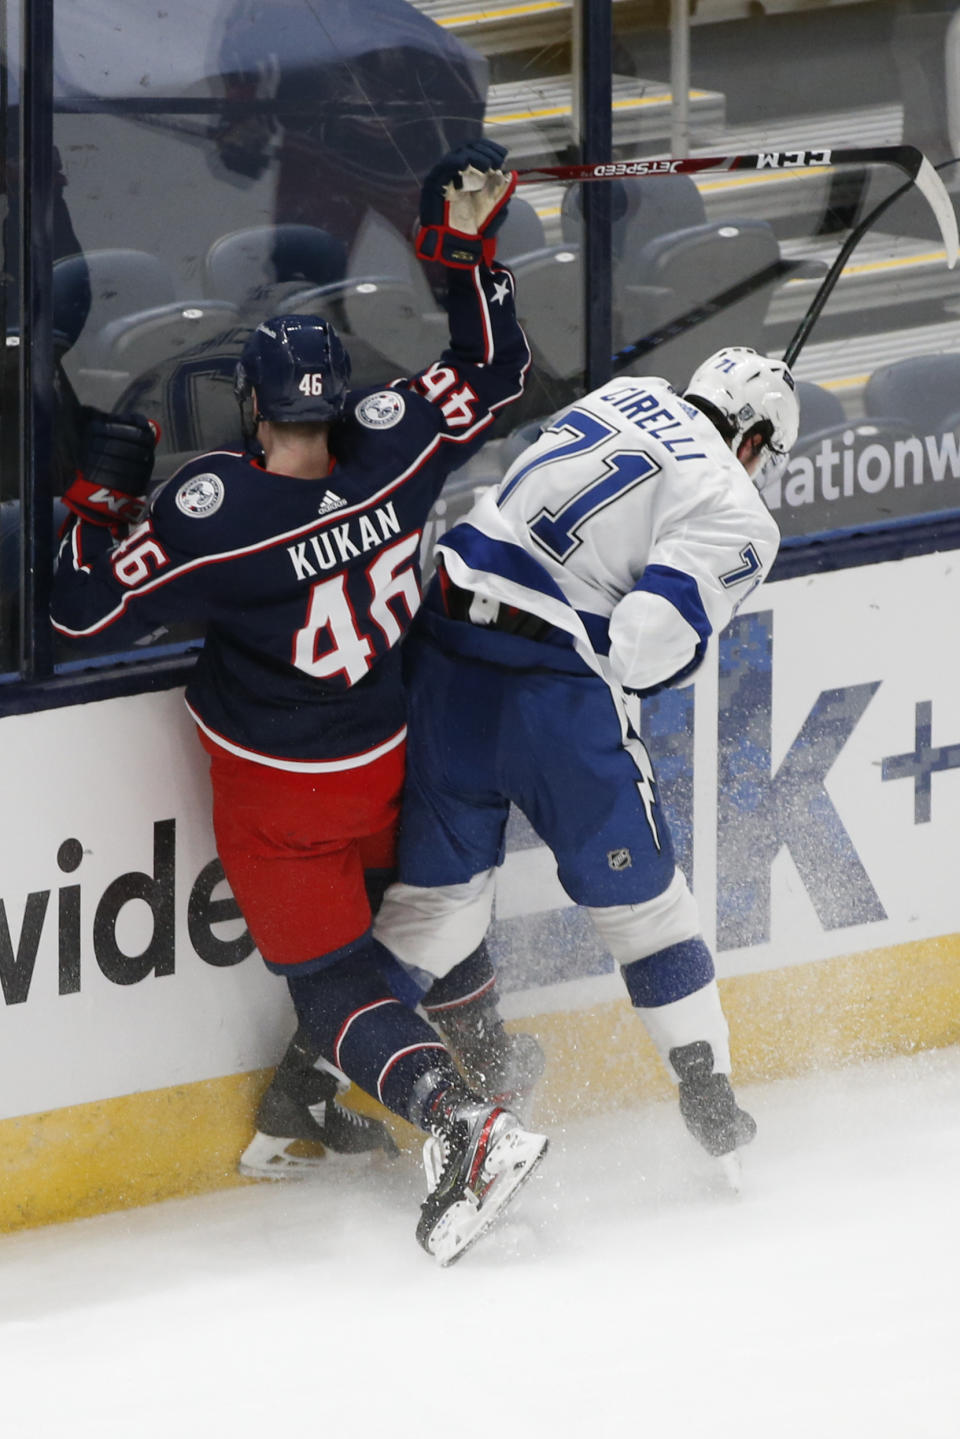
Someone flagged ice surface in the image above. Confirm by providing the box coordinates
[2,1047,958,1438]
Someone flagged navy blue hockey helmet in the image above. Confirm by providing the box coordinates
[234,314,352,429]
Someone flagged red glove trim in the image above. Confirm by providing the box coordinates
[62,472,147,528]
[414,226,501,270]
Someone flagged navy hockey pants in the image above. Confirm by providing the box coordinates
[396,618,678,907]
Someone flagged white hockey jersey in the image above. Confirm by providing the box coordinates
[436,374,781,692]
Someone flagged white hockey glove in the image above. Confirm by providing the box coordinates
[415,139,517,269]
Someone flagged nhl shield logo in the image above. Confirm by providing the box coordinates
[176,472,224,517]
[356,391,405,429]
[607,847,632,871]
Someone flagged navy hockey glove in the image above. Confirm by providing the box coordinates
[62,411,160,529]
[415,139,517,269]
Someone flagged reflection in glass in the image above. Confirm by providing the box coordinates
[599,0,960,539]
[42,0,528,666]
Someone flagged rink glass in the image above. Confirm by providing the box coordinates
[1,0,958,689]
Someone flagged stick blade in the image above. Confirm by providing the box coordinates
[912,153,959,268]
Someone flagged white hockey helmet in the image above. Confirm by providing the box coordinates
[684,346,799,484]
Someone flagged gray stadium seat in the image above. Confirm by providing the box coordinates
[112,325,251,472]
[778,417,934,538]
[496,196,548,262]
[55,249,236,411]
[99,301,241,381]
[500,416,550,470]
[54,249,178,368]
[561,174,707,261]
[508,244,583,380]
[796,380,846,439]
[615,218,785,388]
[204,224,348,318]
[790,417,919,459]
[318,209,448,377]
[863,354,960,433]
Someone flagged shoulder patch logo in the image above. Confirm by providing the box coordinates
[176,472,225,517]
[356,391,405,430]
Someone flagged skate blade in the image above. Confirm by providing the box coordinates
[717,1150,743,1194]
[422,1133,445,1194]
[238,1131,391,1181]
[427,1129,549,1268]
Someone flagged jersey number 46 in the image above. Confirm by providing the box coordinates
[292,532,421,684]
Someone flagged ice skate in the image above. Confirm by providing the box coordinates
[670,1040,756,1189]
[416,1085,548,1266]
[239,1032,398,1180]
[431,1000,546,1118]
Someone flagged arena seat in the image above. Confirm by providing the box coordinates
[614,218,787,388]
[795,380,846,439]
[495,195,548,262]
[54,249,237,411]
[863,353,960,433]
[789,416,919,460]
[98,302,241,384]
[776,416,934,538]
[54,249,177,367]
[204,224,348,318]
[280,209,447,379]
[561,173,707,261]
[111,326,250,474]
[508,244,583,380]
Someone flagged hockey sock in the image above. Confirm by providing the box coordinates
[287,941,458,1123]
[621,942,732,1077]
[421,943,498,1016]
[621,937,715,1008]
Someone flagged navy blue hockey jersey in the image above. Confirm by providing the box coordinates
[51,263,530,769]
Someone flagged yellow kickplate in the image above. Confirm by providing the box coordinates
[0,1071,269,1233]
[514,933,960,1125]
[3,934,960,1233]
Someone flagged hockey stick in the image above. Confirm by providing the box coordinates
[783,155,960,365]
[589,150,959,373]
[610,257,812,372]
[517,146,959,269]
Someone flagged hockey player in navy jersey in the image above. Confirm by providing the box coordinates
[371,347,800,1183]
[51,140,549,1266]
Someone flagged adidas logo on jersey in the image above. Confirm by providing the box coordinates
[317,489,347,516]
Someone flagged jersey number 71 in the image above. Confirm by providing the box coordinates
[497,408,659,563]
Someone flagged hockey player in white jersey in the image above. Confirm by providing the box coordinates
[373,346,799,1177]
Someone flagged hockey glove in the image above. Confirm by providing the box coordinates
[415,139,517,269]
[62,410,160,529]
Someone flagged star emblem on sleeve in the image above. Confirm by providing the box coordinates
[491,277,511,306]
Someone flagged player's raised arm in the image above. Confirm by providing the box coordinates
[410,140,530,435]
